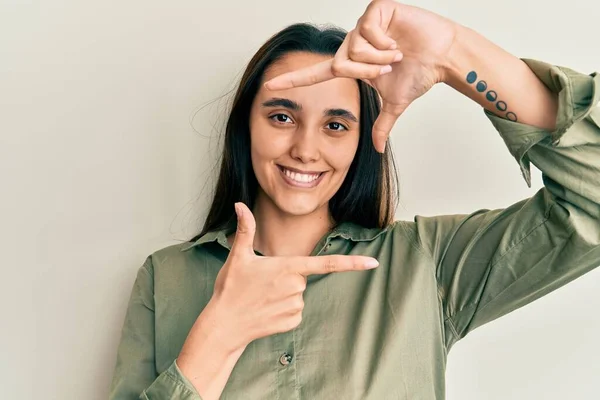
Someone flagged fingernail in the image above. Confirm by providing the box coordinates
[388,42,397,50]
[380,65,392,75]
[393,52,403,62]
[234,203,241,218]
[365,259,379,268]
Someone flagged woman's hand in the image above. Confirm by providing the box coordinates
[205,202,379,351]
[264,0,459,153]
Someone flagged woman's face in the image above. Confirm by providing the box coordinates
[249,51,361,217]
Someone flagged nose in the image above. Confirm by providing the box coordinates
[290,126,321,164]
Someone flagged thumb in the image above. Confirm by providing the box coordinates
[372,102,407,153]
[231,202,256,257]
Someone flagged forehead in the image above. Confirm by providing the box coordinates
[258,51,360,113]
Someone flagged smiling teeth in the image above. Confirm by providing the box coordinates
[283,168,320,183]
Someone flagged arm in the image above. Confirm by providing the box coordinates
[416,27,600,350]
[443,24,559,132]
[108,257,244,400]
[177,300,247,400]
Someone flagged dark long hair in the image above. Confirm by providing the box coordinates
[189,23,399,242]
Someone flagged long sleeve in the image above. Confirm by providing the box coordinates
[414,59,600,351]
[109,256,204,400]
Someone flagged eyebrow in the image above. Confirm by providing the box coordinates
[261,97,358,123]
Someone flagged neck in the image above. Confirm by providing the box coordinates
[249,190,335,257]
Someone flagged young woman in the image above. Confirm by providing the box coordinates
[109,1,600,399]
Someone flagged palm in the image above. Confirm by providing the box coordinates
[368,4,457,114]
[369,57,439,113]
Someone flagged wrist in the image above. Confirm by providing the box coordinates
[177,301,247,400]
[195,298,248,355]
[438,22,559,130]
[440,23,472,86]
[177,300,247,380]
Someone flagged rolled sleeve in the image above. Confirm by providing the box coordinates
[140,359,203,399]
[415,59,600,350]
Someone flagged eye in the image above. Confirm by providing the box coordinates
[327,121,348,131]
[269,113,293,124]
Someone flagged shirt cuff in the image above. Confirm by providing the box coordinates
[483,58,600,187]
[140,359,204,400]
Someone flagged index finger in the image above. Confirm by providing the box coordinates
[263,58,335,91]
[289,255,379,276]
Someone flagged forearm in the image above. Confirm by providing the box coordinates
[177,300,247,400]
[442,23,559,131]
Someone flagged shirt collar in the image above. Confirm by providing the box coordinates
[180,220,388,252]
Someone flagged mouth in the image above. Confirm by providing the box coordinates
[276,165,327,188]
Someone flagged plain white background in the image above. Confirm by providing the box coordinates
[1,0,598,399]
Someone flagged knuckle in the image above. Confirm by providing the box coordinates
[296,281,307,293]
[291,314,303,328]
[369,68,381,79]
[347,46,362,59]
[291,257,308,274]
[386,52,399,63]
[212,277,225,294]
[330,61,344,76]
[291,297,304,312]
[286,257,308,275]
[282,316,301,332]
[324,258,337,273]
[359,22,375,36]
[354,258,364,270]
[289,76,300,88]
[303,257,312,273]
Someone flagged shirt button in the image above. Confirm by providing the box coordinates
[279,353,293,365]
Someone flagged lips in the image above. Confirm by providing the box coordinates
[276,164,326,175]
[276,165,327,188]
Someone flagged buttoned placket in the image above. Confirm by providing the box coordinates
[274,237,334,398]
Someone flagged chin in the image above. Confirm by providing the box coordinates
[274,197,321,216]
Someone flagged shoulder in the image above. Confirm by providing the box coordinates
[380,217,467,263]
[150,241,194,260]
[142,241,220,283]
[385,219,430,256]
[342,219,429,258]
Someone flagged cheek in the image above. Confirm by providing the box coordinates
[249,120,285,171]
[327,136,360,174]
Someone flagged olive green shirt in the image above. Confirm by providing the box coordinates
[109,58,600,400]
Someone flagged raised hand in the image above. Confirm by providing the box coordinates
[264,0,459,153]
[209,202,380,350]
